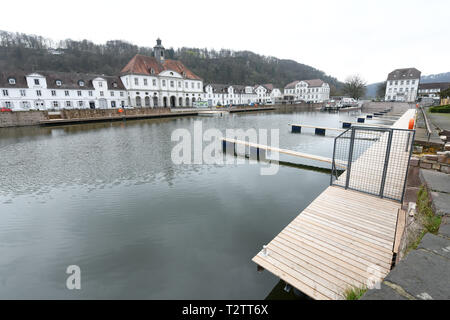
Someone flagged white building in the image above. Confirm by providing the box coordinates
[283,79,330,103]
[418,82,450,103]
[385,68,421,102]
[0,71,126,110]
[120,39,203,108]
[1,39,290,110]
[202,83,279,106]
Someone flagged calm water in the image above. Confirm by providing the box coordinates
[0,108,394,299]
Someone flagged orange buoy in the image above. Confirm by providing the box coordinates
[118,108,123,113]
[408,118,415,129]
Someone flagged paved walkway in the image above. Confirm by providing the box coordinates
[362,226,450,300]
[420,169,450,216]
[363,168,450,300]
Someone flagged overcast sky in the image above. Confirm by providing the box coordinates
[1,0,449,83]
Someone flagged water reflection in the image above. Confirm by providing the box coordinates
[0,108,387,299]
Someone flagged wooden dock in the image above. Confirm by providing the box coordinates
[253,186,401,300]
[252,108,416,300]
[221,137,347,168]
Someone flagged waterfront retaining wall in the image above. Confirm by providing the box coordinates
[0,111,47,128]
[0,108,180,128]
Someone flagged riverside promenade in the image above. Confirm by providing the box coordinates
[252,109,416,300]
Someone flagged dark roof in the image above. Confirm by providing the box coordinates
[205,83,229,93]
[262,83,274,93]
[284,80,300,89]
[0,71,125,90]
[387,68,421,81]
[304,79,325,87]
[0,71,29,88]
[418,82,450,91]
[121,54,202,80]
[41,71,125,90]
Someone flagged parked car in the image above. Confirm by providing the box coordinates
[1,107,12,112]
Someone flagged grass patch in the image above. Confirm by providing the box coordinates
[429,105,450,113]
[344,286,368,300]
[416,185,441,234]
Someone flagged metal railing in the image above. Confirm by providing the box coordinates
[331,126,415,203]
[419,106,432,141]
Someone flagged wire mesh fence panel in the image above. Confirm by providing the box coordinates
[331,127,414,202]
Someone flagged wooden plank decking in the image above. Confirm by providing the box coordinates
[253,186,400,300]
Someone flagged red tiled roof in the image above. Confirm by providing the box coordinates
[121,54,202,80]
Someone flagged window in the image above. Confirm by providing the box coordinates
[412,80,415,85]
[162,80,166,86]
[394,81,398,85]
[134,78,139,86]
[3,89,9,96]
[170,81,174,88]
[56,80,62,86]
[78,101,84,107]
[66,101,71,107]
[65,91,69,96]
[77,91,82,96]
[400,80,404,85]
[99,82,103,87]
[152,79,156,86]
[34,79,40,85]
[144,79,148,86]
[197,83,200,89]
[78,80,84,87]
[150,68,155,74]
[88,91,93,96]
[36,90,42,96]
[120,92,124,97]
[113,82,118,88]
[53,101,59,108]
[111,91,114,97]
[191,82,194,89]
[185,82,188,88]
[5,101,12,108]
[51,90,56,96]
[20,90,26,97]
[178,81,181,87]
[406,80,410,85]
[100,91,104,96]
[8,78,16,85]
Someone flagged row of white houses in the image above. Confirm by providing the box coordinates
[0,39,330,110]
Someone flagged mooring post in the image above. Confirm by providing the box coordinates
[315,128,326,135]
[291,125,301,133]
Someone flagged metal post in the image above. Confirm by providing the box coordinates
[379,129,393,198]
[345,128,356,189]
[330,136,338,186]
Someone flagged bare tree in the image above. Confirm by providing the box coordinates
[343,75,367,100]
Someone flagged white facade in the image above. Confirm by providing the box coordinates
[283,79,330,103]
[202,84,279,107]
[384,68,421,102]
[0,72,127,111]
[120,72,203,108]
